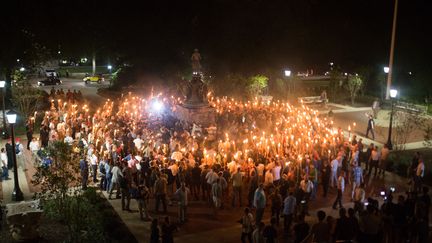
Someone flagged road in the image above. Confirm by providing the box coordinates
[30,77,108,108]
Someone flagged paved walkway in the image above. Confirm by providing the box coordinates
[0,137,37,203]
[321,103,430,149]
[1,101,431,242]
[99,168,429,243]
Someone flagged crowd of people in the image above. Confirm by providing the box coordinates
[49,87,83,104]
[4,92,429,242]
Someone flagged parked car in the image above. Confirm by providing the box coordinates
[83,74,104,84]
[38,77,62,86]
[45,69,58,77]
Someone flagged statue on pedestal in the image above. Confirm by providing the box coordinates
[184,49,207,106]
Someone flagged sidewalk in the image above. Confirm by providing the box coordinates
[99,169,426,243]
[0,137,36,203]
[322,103,430,150]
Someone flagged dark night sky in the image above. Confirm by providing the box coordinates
[2,0,431,89]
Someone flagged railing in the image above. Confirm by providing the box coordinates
[394,101,427,114]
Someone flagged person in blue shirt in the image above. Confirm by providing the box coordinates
[254,183,266,225]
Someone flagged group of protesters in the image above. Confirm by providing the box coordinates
[19,92,429,243]
[49,87,83,104]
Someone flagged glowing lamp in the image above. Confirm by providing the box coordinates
[6,110,17,124]
[389,89,398,98]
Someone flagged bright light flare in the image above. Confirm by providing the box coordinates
[151,100,164,113]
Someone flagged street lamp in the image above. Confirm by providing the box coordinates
[7,109,24,201]
[386,89,398,150]
[107,65,113,86]
[0,81,8,139]
[284,69,292,94]
[383,67,389,73]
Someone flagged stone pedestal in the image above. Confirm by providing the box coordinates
[174,104,217,127]
[6,200,43,242]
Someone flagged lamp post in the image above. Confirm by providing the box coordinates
[386,89,398,150]
[0,81,8,139]
[7,109,24,201]
[107,65,113,86]
[383,67,389,100]
[284,69,292,94]
[385,0,399,100]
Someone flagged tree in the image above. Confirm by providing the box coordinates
[209,73,248,98]
[392,111,425,151]
[346,75,363,105]
[32,141,106,242]
[11,72,45,119]
[328,69,344,102]
[247,74,269,98]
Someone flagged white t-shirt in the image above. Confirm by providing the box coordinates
[29,141,40,152]
[133,138,143,150]
[64,136,74,145]
[1,152,7,167]
[273,165,281,181]
[90,154,98,166]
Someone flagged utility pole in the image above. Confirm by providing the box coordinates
[92,51,96,76]
[386,0,399,100]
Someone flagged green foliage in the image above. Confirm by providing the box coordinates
[210,74,269,99]
[110,67,122,86]
[32,141,79,205]
[12,70,26,82]
[247,74,268,97]
[345,75,363,105]
[32,141,106,242]
[248,74,268,97]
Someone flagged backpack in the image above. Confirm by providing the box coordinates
[15,144,21,154]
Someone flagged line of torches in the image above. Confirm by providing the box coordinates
[35,92,356,174]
